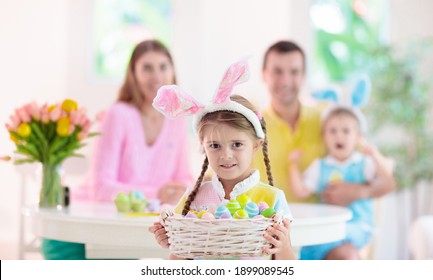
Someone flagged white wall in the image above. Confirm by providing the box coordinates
[0,0,69,258]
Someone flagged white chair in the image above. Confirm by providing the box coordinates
[409,215,433,259]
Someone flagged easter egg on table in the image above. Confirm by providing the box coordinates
[114,193,131,212]
[214,205,231,219]
[257,202,269,212]
[236,194,251,208]
[233,209,249,219]
[147,199,160,212]
[261,207,276,218]
[226,199,241,215]
[129,190,145,201]
[131,199,148,212]
[244,201,260,218]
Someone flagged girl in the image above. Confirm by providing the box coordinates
[149,59,296,260]
[289,107,395,260]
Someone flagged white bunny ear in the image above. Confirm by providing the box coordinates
[153,85,204,119]
[212,59,250,104]
[350,74,371,108]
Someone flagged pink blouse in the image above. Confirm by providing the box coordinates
[76,102,193,202]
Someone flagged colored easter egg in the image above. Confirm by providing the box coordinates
[129,190,145,201]
[236,194,252,208]
[244,201,260,218]
[114,193,131,212]
[185,211,198,218]
[207,204,217,214]
[147,199,160,212]
[131,199,147,212]
[219,213,232,219]
[233,209,249,219]
[261,207,276,218]
[201,212,215,220]
[215,205,231,219]
[226,199,241,215]
[257,202,269,212]
[197,210,208,218]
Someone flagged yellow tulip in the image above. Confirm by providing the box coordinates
[17,123,31,138]
[61,99,78,113]
[10,133,18,143]
[48,104,58,113]
[56,117,70,137]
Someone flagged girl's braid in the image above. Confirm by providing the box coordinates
[181,157,209,215]
[261,117,274,186]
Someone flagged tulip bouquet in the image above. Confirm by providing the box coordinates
[5,99,97,207]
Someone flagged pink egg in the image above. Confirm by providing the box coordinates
[201,212,215,220]
[219,213,232,219]
[185,211,198,218]
[257,202,269,212]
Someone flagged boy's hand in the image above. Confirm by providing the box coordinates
[358,138,378,157]
[148,221,170,248]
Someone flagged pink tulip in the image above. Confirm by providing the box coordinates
[16,107,31,123]
[9,114,20,130]
[69,124,75,134]
[30,102,40,121]
[49,106,61,121]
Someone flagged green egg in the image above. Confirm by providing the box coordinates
[261,207,276,218]
[226,199,241,215]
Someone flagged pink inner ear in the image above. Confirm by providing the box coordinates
[153,85,204,118]
[213,60,250,104]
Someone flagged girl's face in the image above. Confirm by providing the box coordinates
[323,114,360,161]
[202,123,262,190]
[134,51,174,103]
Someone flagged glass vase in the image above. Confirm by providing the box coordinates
[39,163,64,208]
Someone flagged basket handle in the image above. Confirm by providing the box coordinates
[160,209,174,227]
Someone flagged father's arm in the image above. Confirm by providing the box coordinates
[322,147,396,206]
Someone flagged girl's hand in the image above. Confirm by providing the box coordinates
[262,218,296,259]
[148,221,170,248]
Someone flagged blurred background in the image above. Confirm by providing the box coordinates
[1,0,432,259]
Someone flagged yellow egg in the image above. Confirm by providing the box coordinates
[236,194,251,208]
[233,209,249,219]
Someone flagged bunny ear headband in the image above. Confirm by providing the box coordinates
[152,59,265,139]
[311,74,371,133]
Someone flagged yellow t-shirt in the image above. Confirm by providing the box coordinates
[253,105,326,203]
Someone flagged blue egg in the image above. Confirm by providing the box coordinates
[244,201,259,218]
[215,205,231,219]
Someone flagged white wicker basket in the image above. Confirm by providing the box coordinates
[160,210,282,259]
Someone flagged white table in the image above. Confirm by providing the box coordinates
[25,202,351,259]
